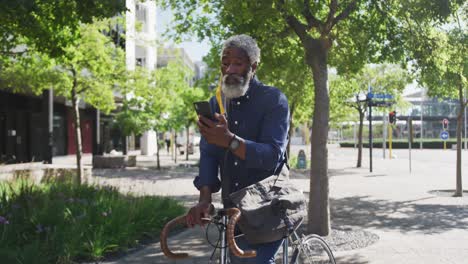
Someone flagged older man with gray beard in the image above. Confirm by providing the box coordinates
[188,34,290,264]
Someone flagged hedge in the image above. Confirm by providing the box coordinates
[339,140,459,149]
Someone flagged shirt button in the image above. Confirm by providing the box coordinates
[234,161,238,166]
[246,95,249,99]
[235,183,239,187]
[234,121,238,125]
[237,101,240,105]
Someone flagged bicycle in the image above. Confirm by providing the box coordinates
[161,207,336,264]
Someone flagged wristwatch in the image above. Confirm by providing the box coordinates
[228,135,241,151]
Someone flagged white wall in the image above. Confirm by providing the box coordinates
[126,0,158,155]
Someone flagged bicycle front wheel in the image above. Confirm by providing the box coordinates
[291,234,336,264]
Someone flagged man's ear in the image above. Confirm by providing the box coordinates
[251,62,258,74]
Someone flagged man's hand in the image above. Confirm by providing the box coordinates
[186,201,213,228]
[197,113,233,148]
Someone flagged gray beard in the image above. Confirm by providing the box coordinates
[221,70,253,99]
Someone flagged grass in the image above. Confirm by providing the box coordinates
[0,180,185,263]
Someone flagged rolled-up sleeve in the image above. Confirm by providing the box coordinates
[245,92,289,170]
[193,136,221,192]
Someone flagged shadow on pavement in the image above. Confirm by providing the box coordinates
[330,195,468,234]
[115,226,217,264]
[334,254,370,264]
[92,167,198,181]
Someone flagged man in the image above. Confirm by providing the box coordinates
[188,34,290,263]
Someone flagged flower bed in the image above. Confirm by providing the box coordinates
[0,181,185,263]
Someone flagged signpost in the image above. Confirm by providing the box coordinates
[440,130,449,150]
[441,118,449,150]
[408,117,412,173]
[365,89,395,173]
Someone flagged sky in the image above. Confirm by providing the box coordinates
[156,7,211,63]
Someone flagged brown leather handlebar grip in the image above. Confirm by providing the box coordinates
[226,208,257,258]
[160,215,189,259]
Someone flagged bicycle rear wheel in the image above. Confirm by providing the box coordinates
[290,234,336,264]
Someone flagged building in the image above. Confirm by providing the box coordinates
[0,0,160,164]
[125,0,158,156]
[194,61,208,82]
[157,47,196,86]
[0,88,101,163]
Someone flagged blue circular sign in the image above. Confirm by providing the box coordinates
[440,131,449,140]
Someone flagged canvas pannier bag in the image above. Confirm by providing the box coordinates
[228,165,307,244]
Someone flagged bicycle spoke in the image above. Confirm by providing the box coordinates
[296,235,336,264]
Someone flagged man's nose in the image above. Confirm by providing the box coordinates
[225,64,238,74]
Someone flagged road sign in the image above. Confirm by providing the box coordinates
[440,131,449,141]
[369,101,394,107]
[367,93,394,100]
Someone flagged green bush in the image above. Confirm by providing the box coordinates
[339,139,458,149]
[0,181,185,263]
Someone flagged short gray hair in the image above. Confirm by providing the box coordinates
[222,34,260,65]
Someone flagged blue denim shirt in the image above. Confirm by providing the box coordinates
[193,78,290,195]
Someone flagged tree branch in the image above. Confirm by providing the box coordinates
[325,0,338,27]
[277,26,294,38]
[276,0,309,42]
[303,0,323,29]
[330,0,358,31]
[76,86,90,94]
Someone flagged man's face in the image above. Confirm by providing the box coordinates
[220,47,256,99]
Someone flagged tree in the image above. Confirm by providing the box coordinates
[155,60,205,163]
[0,0,126,58]
[330,64,410,167]
[160,0,413,235]
[179,86,207,161]
[401,6,467,196]
[258,39,315,156]
[163,0,465,234]
[1,21,126,184]
[116,66,156,146]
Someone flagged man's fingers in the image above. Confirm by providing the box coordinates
[197,119,208,130]
[197,122,214,136]
[199,115,215,128]
[186,213,194,228]
[215,113,227,125]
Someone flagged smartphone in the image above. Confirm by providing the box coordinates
[193,101,215,121]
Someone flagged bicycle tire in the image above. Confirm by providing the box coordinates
[290,234,336,264]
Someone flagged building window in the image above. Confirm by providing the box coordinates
[136,58,146,67]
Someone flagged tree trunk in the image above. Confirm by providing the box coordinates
[71,85,83,185]
[156,131,161,170]
[357,110,364,168]
[305,39,330,236]
[455,83,464,197]
[174,131,178,164]
[186,125,190,161]
[287,104,296,158]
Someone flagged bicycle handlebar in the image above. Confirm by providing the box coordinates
[160,207,256,260]
[225,208,257,258]
[160,214,189,259]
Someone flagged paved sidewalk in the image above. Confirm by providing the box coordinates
[86,145,468,264]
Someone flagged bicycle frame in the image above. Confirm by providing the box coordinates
[160,208,323,264]
[161,208,255,262]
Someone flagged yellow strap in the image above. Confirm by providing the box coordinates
[215,78,225,115]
